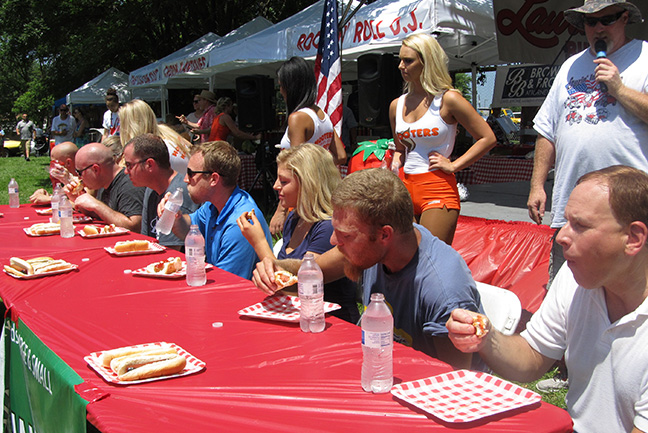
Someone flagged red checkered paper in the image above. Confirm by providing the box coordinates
[391,370,541,423]
[238,294,341,323]
[85,342,205,385]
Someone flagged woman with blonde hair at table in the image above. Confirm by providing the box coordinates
[209,97,261,143]
[270,56,347,235]
[119,99,190,173]
[237,143,359,324]
[390,33,495,245]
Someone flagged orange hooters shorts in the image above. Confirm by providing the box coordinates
[402,170,460,214]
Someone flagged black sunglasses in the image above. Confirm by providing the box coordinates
[584,10,624,27]
[124,158,149,171]
[76,163,95,176]
[187,167,214,177]
[193,100,200,103]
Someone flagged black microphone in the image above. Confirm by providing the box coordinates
[594,40,608,93]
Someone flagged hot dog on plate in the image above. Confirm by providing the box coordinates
[100,345,186,381]
[113,240,150,252]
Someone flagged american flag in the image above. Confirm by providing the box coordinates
[314,0,342,135]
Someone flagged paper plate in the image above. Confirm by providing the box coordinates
[131,262,213,279]
[104,242,166,256]
[391,370,542,423]
[4,263,78,279]
[85,341,205,385]
[78,226,129,238]
[238,294,341,323]
[23,227,59,237]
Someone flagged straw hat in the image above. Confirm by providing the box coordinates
[564,0,643,30]
[198,90,217,104]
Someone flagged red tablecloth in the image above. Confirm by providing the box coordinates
[0,205,572,432]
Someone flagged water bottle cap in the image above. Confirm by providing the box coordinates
[370,293,385,302]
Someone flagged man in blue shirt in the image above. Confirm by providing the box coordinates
[164,140,271,279]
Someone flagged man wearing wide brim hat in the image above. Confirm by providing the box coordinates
[527,0,648,404]
[178,90,218,143]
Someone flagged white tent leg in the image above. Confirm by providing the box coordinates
[471,63,478,109]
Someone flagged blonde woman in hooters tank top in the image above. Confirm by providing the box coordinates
[389,33,495,244]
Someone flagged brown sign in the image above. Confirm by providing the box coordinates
[494,0,648,65]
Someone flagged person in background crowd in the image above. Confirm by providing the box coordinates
[69,143,145,232]
[72,107,90,148]
[119,99,191,174]
[252,168,484,369]
[449,165,648,433]
[164,114,192,142]
[51,104,76,146]
[123,134,198,250]
[0,127,5,157]
[390,33,495,245]
[177,90,217,143]
[237,143,359,324]
[526,0,648,393]
[341,104,358,157]
[208,97,261,143]
[270,56,347,236]
[29,142,78,205]
[102,88,121,140]
[185,93,204,143]
[160,141,271,279]
[15,113,35,161]
[102,135,123,165]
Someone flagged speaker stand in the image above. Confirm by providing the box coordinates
[247,141,278,215]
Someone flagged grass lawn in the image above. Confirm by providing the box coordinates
[0,154,568,410]
[0,155,52,205]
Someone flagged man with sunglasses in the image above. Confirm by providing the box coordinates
[50,104,76,146]
[123,134,198,250]
[527,0,648,392]
[71,143,145,232]
[159,141,271,279]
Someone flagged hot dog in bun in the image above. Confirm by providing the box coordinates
[472,313,489,338]
[3,256,74,277]
[274,270,298,289]
[114,240,150,252]
[100,345,186,381]
[28,222,61,235]
[145,257,182,275]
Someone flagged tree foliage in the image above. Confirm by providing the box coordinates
[0,0,315,127]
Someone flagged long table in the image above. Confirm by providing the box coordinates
[0,204,573,432]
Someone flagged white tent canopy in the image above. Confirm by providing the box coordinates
[166,0,501,89]
[66,67,161,105]
[129,17,273,90]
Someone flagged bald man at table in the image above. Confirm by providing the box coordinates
[29,141,78,205]
[69,143,145,232]
[447,165,648,433]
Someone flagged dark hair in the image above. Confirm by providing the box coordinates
[578,165,648,228]
[332,168,414,234]
[106,88,119,104]
[277,57,317,115]
[125,133,171,170]
[74,107,85,116]
[192,141,241,188]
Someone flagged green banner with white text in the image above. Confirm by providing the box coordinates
[6,318,87,433]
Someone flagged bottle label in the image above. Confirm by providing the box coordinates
[59,208,73,218]
[362,330,392,349]
[8,188,17,194]
[165,201,181,213]
[298,281,322,297]
[186,246,204,257]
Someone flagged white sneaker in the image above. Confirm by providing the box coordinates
[536,377,569,393]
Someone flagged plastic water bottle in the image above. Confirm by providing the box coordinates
[361,293,393,393]
[185,224,206,286]
[156,188,183,235]
[59,196,74,238]
[380,142,396,170]
[8,178,19,208]
[297,253,325,333]
[50,183,62,223]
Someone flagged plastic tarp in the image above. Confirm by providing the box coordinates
[453,215,554,317]
[0,205,572,432]
[66,67,162,105]
[165,0,503,89]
